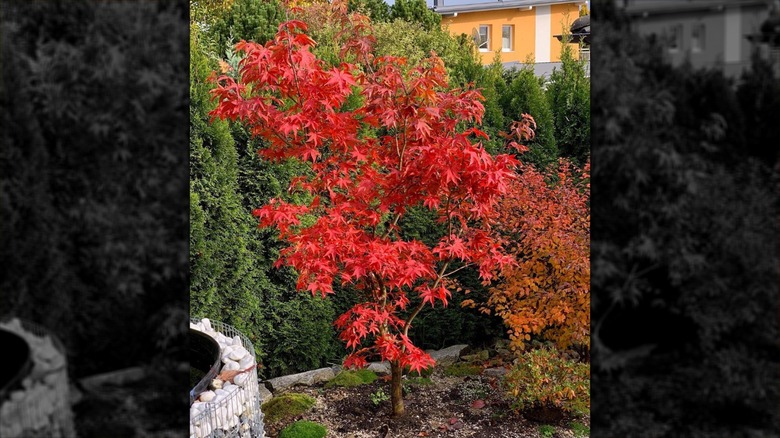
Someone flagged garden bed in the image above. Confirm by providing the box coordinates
[263,369,589,438]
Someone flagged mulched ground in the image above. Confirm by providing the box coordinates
[264,370,589,438]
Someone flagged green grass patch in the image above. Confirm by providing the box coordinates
[406,376,433,386]
[261,393,316,424]
[279,420,327,438]
[461,350,489,362]
[570,421,590,437]
[407,366,434,378]
[444,363,482,377]
[538,424,556,438]
[325,369,377,388]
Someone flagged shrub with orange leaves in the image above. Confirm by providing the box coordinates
[466,155,589,352]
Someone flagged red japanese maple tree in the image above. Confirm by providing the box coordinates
[209,15,533,416]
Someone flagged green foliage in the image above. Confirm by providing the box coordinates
[389,0,440,31]
[500,66,558,169]
[372,19,479,82]
[370,389,390,406]
[504,346,589,415]
[208,0,284,56]
[191,20,338,378]
[261,393,317,424]
[191,0,235,28]
[444,363,482,377]
[461,350,489,362]
[407,366,434,378]
[570,421,590,437]
[477,57,509,154]
[347,0,390,22]
[326,369,378,387]
[279,420,328,438]
[546,42,590,165]
[538,425,556,438]
[406,376,433,386]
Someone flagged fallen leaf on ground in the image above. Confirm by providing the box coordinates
[471,399,486,409]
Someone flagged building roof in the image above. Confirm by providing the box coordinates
[620,0,768,18]
[434,0,583,15]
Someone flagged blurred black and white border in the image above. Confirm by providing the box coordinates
[591,0,780,436]
[0,1,189,436]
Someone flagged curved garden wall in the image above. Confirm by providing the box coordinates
[190,318,264,438]
[0,318,75,437]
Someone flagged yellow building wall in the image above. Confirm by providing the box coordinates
[441,9,536,64]
[440,2,582,65]
[550,3,580,61]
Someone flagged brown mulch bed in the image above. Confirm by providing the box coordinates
[264,371,588,438]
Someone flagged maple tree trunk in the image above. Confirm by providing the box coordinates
[390,360,405,417]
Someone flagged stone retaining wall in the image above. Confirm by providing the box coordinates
[190,318,264,438]
[0,318,75,438]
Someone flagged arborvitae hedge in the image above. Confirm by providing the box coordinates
[190,25,338,377]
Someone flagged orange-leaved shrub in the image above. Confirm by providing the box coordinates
[467,157,589,351]
[504,345,589,415]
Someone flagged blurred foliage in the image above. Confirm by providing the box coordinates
[591,1,779,435]
[0,0,189,378]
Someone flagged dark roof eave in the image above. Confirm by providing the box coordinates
[554,33,590,45]
[623,0,767,18]
[434,0,583,15]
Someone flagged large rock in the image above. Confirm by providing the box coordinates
[367,361,391,374]
[266,367,336,392]
[258,384,273,404]
[427,344,469,367]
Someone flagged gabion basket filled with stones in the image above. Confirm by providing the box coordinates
[0,317,75,438]
[190,318,265,438]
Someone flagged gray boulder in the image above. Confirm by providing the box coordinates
[258,384,274,404]
[367,361,391,374]
[266,367,336,392]
[426,344,469,367]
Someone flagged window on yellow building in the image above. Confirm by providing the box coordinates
[475,25,490,52]
[502,25,513,52]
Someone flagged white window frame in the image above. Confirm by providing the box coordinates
[477,25,490,52]
[691,23,705,53]
[502,25,513,52]
[579,46,590,62]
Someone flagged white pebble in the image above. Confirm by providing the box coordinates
[238,355,254,369]
[234,373,250,388]
[228,347,248,361]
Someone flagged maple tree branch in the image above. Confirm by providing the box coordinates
[443,262,475,278]
[403,259,451,337]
